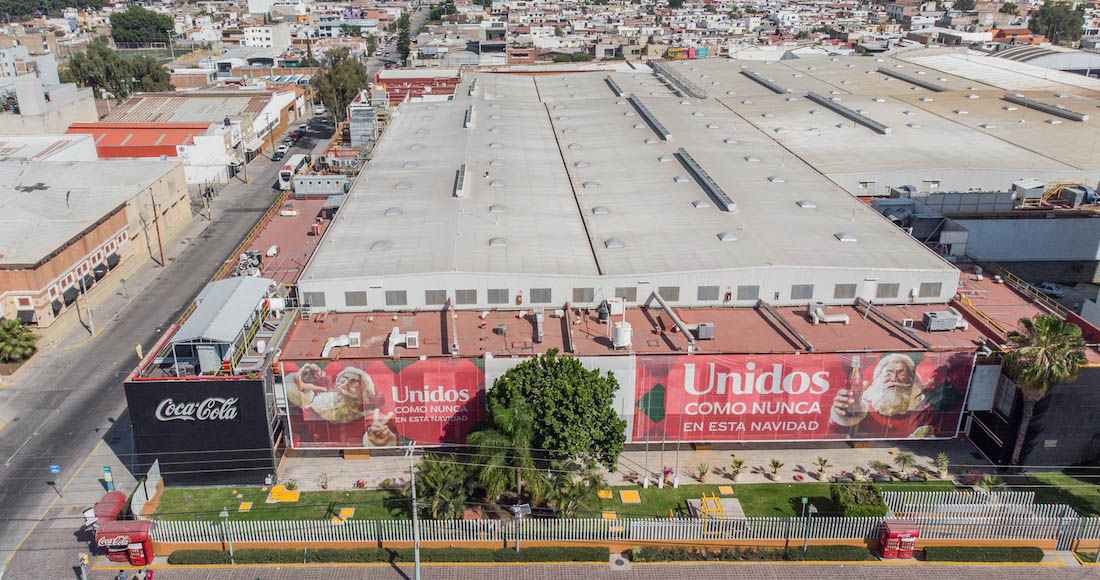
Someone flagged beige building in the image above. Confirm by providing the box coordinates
[0,158,193,331]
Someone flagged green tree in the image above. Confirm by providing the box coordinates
[554,25,565,37]
[396,13,412,62]
[128,54,172,92]
[571,51,593,61]
[340,23,362,37]
[413,454,469,519]
[1004,315,1086,465]
[1029,2,1085,44]
[0,318,36,363]
[467,393,547,503]
[546,462,605,518]
[478,0,493,8]
[63,40,138,100]
[668,0,684,8]
[429,0,457,21]
[999,2,1018,14]
[894,451,916,473]
[488,349,626,470]
[0,0,105,20]
[109,5,173,44]
[366,34,378,56]
[704,3,717,12]
[310,48,369,123]
[953,0,976,10]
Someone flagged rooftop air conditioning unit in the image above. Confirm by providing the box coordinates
[923,311,960,332]
[695,322,716,340]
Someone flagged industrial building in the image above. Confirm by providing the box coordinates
[0,158,192,329]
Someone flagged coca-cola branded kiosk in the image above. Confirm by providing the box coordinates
[96,520,154,566]
[90,490,128,528]
[123,374,278,485]
[879,521,920,559]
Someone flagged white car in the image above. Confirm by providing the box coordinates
[314,105,326,116]
[1035,282,1065,298]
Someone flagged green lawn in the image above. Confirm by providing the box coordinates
[1022,472,1100,516]
[595,480,956,519]
[154,487,406,522]
[116,47,182,64]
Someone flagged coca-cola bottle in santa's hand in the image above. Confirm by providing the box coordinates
[846,356,863,437]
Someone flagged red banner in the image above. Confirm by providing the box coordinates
[634,352,974,442]
[282,359,485,448]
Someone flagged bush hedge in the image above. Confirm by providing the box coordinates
[922,546,1045,562]
[830,483,888,517]
[632,545,870,562]
[167,546,609,565]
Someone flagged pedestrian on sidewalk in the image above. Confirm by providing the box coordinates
[115,570,128,580]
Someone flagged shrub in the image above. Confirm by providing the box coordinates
[168,546,608,565]
[830,483,888,517]
[923,546,1044,562]
[167,550,232,564]
[493,547,609,562]
[787,545,870,561]
[631,546,866,562]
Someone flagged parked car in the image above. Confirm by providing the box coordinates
[314,105,326,116]
[272,150,285,162]
[289,133,301,143]
[1035,282,1065,298]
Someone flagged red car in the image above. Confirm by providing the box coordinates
[289,133,301,143]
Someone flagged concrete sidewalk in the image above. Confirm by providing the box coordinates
[277,439,981,492]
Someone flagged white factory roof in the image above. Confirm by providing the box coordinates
[304,66,960,282]
[0,159,181,266]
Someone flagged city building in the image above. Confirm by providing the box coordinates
[66,122,241,184]
[0,46,96,135]
[244,22,292,51]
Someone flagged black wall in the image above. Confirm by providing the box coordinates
[970,367,1100,467]
[124,378,277,485]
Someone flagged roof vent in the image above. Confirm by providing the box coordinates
[616,99,627,105]
[559,115,570,120]
[422,115,434,121]
[371,240,392,251]
[658,155,673,162]
[873,97,885,103]
[726,90,736,95]
[1003,105,1018,111]
[762,112,775,118]
[680,100,691,105]
[592,206,610,215]
[571,93,581,98]
[633,123,645,129]
[604,238,624,249]
[953,109,968,115]
[693,112,704,117]
[395,181,411,189]
[786,96,798,102]
[919,97,933,102]
[403,161,418,169]
[650,91,661,96]
[980,123,996,129]
[410,143,424,150]
[416,128,429,134]
[644,138,658,144]
[384,207,404,216]
[907,123,921,128]
[768,176,786,183]
[568,143,582,150]
[706,124,719,129]
[847,64,855,68]
[489,142,503,148]
[693,199,711,208]
[723,138,738,144]
[490,103,500,108]
[490,159,503,167]
[489,126,502,133]
[566,83,576,88]
[575,160,590,168]
[742,99,753,104]
[744,155,759,162]
[489,237,506,247]
[562,128,575,134]
[489,204,506,213]
[796,200,816,208]
[490,114,502,120]
[834,233,858,242]
[1046,119,1063,125]
[717,231,737,242]
[554,104,565,110]
[490,179,504,187]
[624,111,636,116]
[809,109,820,114]
[674,175,690,183]
[583,181,599,189]
[965,94,979,99]
[793,73,803,78]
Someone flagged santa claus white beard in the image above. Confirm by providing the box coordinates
[868,382,914,416]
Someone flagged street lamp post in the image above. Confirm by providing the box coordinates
[219,509,235,564]
[406,446,421,580]
[119,278,129,299]
[78,274,95,335]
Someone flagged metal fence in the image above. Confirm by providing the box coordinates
[883,490,1055,519]
[150,515,1100,546]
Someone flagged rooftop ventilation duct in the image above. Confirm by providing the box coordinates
[371,240,392,251]
[676,148,736,212]
[604,75,624,96]
[453,164,467,197]
[604,238,624,249]
[626,94,671,140]
[489,237,506,247]
[740,69,788,94]
[806,92,891,135]
[1003,93,1089,122]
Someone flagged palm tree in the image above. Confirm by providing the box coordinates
[546,462,605,518]
[1004,315,1086,465]
[0,318,36,363]
[894,451,916,474]
[467,394,547,504]
[414,454,468,519]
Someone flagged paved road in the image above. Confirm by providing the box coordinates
[81,562,1100,580]
[0,121,321,578]
[362,6,429,77]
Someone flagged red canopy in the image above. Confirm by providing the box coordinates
[93,491,128,525]
[95,520,152,548]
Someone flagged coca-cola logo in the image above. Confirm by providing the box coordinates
[97,535,130,547]
[155,397,239,422]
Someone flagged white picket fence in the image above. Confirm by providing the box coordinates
[150,515,1100,545]
[882,490,1073,519]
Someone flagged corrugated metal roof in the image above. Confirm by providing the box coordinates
[67,123,213,148]
[103,93,276,124]
[173,277,275,344]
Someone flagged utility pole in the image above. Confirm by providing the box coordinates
[79,274,94,335]
[267,113,276,157]
[406,445,421,580]
[149,189,165,267]
[237,137,249,183]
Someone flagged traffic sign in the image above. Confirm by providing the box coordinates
[104,466,114,491]
[801,497,808,504]
[49,465,60,474]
